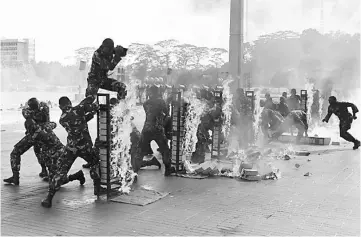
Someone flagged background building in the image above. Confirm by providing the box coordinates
[1,38,35,66]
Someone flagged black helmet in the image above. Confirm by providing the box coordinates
[102,38,114,48]
[27,98,39,110]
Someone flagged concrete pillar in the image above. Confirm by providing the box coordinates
[229,0,244,88]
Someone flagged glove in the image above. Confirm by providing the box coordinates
[353,115,357,120]
[93,102,100,111]
[322,119,327,123]
[114,45,123,56]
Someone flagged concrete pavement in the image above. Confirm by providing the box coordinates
[1,116,360,236]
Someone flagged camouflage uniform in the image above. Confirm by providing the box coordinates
[55,98,100,192]
[130,124,161,173]
[85,48,127,102]
[139,96,171,174]
[22,101,50,169]
[323,102,359,144]
[272,110,309,143]
[5,101,51,185]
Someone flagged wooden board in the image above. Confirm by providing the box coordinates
[277,135,331,145]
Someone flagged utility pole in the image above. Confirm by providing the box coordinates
[229,0,244,88]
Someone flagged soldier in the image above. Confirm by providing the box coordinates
[85,38,127,102]
[322,96,360,149]
[282,92,287,99]
[260,108,285,140]
[40,96,101,208]
[3,98,52,185]
[271,110,309,143]
[276,96,290,117]
[287,88,301,111]
[24,117,86,208]
[264,93,276,110]
[139,85,173,176]
[22,98,50,178]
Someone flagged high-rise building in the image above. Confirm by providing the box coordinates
[1,38,35,66]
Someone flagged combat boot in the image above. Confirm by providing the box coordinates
[68,170,85,185]
[141,156,161,169]
[353,140,360,150]
[41,191,55,208]
[39,164,48,178]
[3,170,20,185]
[164,164,175,176]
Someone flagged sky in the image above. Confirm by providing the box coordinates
[0,0,359,64]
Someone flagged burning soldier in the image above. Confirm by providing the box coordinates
[41,96,101,207]
[139,85,174,176]
[233,88,254,148]
[85,38,127,102]
[322,96,360,149]
[3,98,54,185]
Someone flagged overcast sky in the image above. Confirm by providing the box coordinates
[0,0,359,64]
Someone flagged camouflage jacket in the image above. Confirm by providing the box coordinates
[88,48,121,81]
[22,101,50,122]
[143,97,169,132]
[324,102,359,122]
[59,97,99,144]
[28,120,64,156]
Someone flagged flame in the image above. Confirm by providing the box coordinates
[110,79,140,194]
[221,77,234,138]
[182,91,207,160]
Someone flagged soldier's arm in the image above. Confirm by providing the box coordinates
[92,51,120,71]
[343,102,359,116]
[323,106,333,122]
[85,113,95,122]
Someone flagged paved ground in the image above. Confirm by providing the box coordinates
[1,112,360,236]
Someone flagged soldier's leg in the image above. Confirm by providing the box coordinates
[4,135,34,185]
[339,120,359,150]
[153,132,173,176]
[100,78,127,100]
[191,141,206,164]
[41,149,80,208]
[85,78,101,103]
[34,144,48,178]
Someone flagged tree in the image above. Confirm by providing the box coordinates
[174,44,197,69]
[74,47,97,64]
[209,48,228,68]
[193,46,210,69]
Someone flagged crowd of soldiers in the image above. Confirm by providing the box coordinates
[3,38,360,209]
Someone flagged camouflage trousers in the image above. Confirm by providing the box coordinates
[49,143,99,193]
[139,129,170,166]
[339,115,356,142]
[10,134,46,172]
[85,77,127,102]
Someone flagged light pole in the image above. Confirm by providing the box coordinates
[229,0,244,89]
